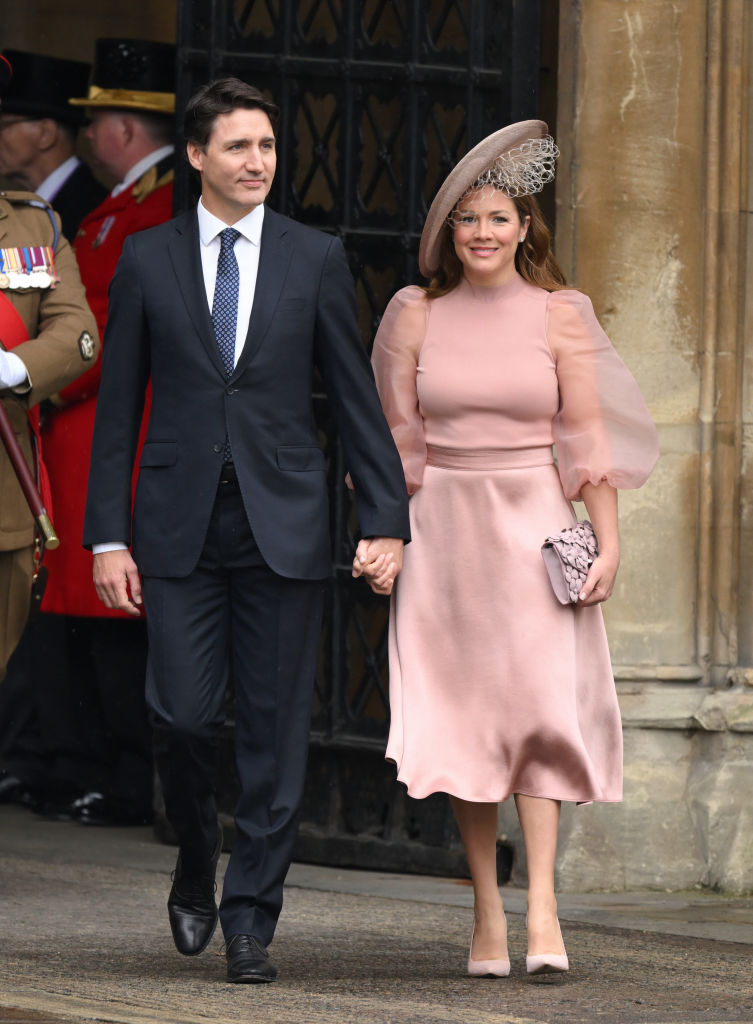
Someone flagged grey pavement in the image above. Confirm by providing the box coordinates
[1,804,752,1024]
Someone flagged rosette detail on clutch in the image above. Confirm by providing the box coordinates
[541,521,598,605]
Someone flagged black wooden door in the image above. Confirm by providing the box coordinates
[174,0,547,877]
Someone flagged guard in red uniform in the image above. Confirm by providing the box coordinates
[2,40,175,825]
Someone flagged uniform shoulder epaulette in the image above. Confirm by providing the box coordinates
[132,166,175,205]
[0,191,60,251]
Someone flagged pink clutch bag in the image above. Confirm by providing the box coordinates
[541,521,598,604]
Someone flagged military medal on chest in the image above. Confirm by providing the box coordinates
[0,245,58,290]
[91,214,116,249]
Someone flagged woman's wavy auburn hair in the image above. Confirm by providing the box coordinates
[424,192,567,299]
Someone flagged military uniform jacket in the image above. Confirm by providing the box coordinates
[40,164,173,617]
[0,191,99,553]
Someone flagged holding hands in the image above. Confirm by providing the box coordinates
[352,537,404,595]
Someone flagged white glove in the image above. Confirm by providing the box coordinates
[0,348,29,389]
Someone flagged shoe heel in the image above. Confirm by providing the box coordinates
[467,918,510,978]
[525,913,569,975]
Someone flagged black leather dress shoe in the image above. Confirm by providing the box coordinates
[225,934,277,984]
[38,790,104,822]
[0,770,35,807]
[77,794,152,827]
[167,827,223,956]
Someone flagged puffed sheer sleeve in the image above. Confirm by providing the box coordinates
[371,285,428,495]
[547,290,659,501]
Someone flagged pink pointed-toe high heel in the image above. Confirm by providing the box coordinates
[525,915,569,975]
[467,919,511,978]
[526,951,569,975]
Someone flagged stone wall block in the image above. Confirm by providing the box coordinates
[686,732,753,891]
[619,726,704,889]
[555,801,625,891]
[602,451,698,667]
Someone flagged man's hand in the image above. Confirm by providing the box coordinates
[92,549,143,616]
[0,348,29,389]
[352,537,404,596]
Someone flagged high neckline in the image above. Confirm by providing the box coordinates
[457,272,530,303]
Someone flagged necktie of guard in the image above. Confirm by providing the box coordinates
[212,228,241,462]
[212,227,241,379]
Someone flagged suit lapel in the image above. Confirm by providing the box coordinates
[232,207,292,378]
[167,209,226,379]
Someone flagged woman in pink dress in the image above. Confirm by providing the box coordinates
[354,122,659,977]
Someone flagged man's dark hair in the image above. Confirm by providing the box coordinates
[184,77,279,149]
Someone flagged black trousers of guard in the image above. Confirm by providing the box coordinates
[1,612,151,814]
[142,470,324,946]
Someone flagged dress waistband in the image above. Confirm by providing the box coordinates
[425,444,555,471]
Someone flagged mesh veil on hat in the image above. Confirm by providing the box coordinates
[418,120,556,278]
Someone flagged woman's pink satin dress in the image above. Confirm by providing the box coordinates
[372,274,659,803]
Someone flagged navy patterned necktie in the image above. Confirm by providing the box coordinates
[211,227,241,378]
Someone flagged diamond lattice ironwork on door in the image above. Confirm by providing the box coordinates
[174,0,547,877]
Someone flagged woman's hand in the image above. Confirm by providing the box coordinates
[579,480,619,605]
[352,537,404,595]
[578,549,620,605]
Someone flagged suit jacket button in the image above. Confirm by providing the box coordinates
[213,443,223,454]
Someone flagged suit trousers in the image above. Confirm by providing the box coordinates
[142,473,325,945]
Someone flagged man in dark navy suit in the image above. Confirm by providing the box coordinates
[84,78,409,984]
[0,50,107,242]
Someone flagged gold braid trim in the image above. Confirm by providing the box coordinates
[69,86,175,114]
[132,167,174,204]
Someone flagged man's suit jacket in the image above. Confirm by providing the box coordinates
[83,206,410,580]
[51,162,108,243]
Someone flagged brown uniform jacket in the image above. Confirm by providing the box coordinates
[0,190,99,552]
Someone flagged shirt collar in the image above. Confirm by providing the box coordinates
[111,145,175,197]
[197,196,265,248]
[36,156,81,202]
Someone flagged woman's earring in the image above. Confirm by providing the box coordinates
[519,236,526,243]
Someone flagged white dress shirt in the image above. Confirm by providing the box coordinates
[197,197,264,367]
[110,145,175,198]
[36,155,81,202]
[92,197,265,555]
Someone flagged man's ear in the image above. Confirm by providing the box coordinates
[120,113,137,146]
[186,140,204,173]
[35,118,59,152]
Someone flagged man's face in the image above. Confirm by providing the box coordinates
[0,115,43,183]
[85,110,128,179]
[187,107,277,224]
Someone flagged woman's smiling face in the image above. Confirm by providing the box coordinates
[451,187,529,287]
